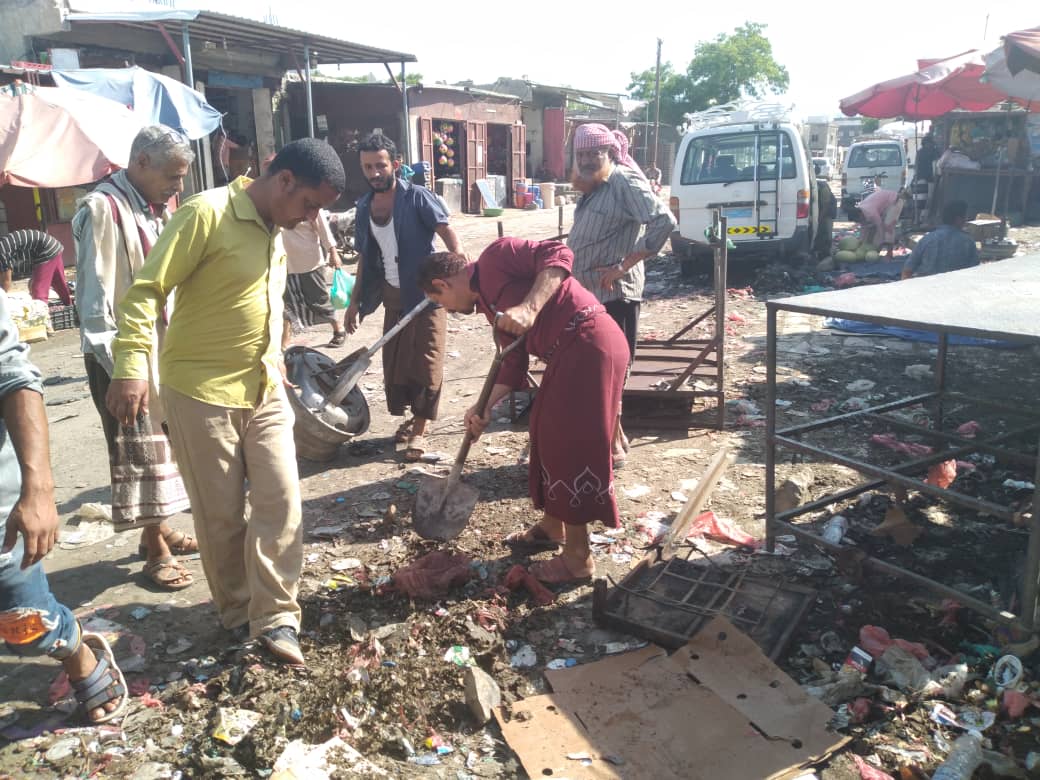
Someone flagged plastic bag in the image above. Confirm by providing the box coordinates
[330,268,355,309]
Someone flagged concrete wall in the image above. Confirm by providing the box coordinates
[0,0,62,64]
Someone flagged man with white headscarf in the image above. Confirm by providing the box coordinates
[567,123,675,467]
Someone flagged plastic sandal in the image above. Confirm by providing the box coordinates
[72,632,129,724]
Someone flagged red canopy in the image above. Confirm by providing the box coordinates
[839,50,1007,120]
[1005,27,1040,76]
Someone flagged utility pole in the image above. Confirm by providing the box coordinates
[652,38,663,174]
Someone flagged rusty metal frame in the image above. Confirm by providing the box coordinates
[764,303,1040,631]
[620,214,728,430]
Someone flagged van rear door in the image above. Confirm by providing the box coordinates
[675,129,799,246]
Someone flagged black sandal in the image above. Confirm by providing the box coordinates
[328,332,347,347]
[71,632,129,724]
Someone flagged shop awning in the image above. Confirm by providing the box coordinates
[64,7,416,66]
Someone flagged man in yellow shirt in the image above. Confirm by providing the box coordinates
[106,139,345,665]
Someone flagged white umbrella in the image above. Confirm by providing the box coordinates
[983,46,1040,104]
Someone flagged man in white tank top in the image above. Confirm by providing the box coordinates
[346,133,462,461]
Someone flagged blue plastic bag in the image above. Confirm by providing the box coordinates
[330,268,355,309]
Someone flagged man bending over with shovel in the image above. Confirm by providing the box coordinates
[418,238,629,584]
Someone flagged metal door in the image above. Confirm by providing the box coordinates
[464,120,487,214]
[418,117,435,191]
[510,122,526,203]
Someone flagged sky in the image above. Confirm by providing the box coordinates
[207,0,1036,120]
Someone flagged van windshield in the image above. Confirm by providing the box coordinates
[847,145,902,168]
[680,131,797,185]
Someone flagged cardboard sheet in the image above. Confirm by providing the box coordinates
[495,618,847,780]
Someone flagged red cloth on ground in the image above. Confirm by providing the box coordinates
[473,238,629,527]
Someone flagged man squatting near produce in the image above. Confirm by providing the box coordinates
[566,123,676,468]
[419,237,630,584]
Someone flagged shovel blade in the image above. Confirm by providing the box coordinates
[413,475,479,541]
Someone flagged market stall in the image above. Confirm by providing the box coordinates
[930,109,1040,223]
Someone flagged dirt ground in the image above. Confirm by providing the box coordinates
[1,204,1039,779]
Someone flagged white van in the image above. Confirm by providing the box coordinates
[840,139,908,213]
[669,116,818,274]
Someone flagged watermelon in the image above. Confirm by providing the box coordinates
[834,250,858,264]
[863,249,880,262]
[838,236,860,252]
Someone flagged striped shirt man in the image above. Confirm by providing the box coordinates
[0,230,62,274]
[567,166,675,304]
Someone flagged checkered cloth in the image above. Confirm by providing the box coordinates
[111,412,190,532]
[574,123,618,152]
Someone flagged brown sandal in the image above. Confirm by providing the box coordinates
[138,528,199,559]
[504,524,563,552]
[404,434,427,462]
[142,557,194,591]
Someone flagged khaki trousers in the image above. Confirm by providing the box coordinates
[162,384,302,636]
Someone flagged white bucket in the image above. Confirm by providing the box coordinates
[539,182,556,210]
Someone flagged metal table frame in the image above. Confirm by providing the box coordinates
[764,267,1040,630]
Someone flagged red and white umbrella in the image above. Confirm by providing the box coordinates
[839,50,1007,120]
[0,83,147,188]
[1004,27,1040,76]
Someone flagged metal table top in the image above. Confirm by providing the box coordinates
[768,255,1040,344]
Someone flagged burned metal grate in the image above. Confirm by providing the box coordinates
[593,550,815,659]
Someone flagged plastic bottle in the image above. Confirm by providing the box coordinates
[931,733,983,780]
[821,515,848,545]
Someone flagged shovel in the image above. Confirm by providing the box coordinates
[318,298,433,418]
[413,336,525,541]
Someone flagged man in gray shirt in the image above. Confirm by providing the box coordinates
[567,123,676,467]
[902,200,979,279]
[0,290,129,723]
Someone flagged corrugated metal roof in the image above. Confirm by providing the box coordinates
[65,8,416,65]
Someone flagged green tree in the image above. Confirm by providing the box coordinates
[628,22,789,128]
[861,117,880,133]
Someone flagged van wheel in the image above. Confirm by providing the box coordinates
[679,250,713,280]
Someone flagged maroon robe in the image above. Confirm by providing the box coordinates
[472,237,629,527]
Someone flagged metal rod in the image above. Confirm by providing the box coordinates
[775,480,886,523]
[652,38,662,172]
[401,61,411,165]
[778,393,937,437]
[765,305,778,553]
[864,412,1040,469]
[936,332,948,430]
[776,435,1016,520]
[717,215,727,430]
[304,45,314,138]
[1021,430,1040,629]
[181,22,194,86]
[771,518,1021,626]
[944,391,1040,420]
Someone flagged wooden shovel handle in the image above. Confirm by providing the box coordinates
[448,336,526,483]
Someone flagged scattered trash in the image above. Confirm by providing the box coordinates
[546,658,578,670]
[463,666,501,724]
[622,484,652,499]
[670,491,688,503]
[841,397,870,412]
[870,433,933,457]
[271,736,387,778]
[931,732,983,780]
[955,420,980,437]
[129,606,152,621]
[59,503,115,548]
[846,379,876,392]
[685,510,761,548]
[992,654,1023,689]
[926,459,957,488]
[1003,479,1035,491]
[165,637,194,656]
[821,515,847,545]
[728,399,762,416]
[502,564,555,606]
[904,364,934,381]
[330,558,362,572]
[510,644,537,668]
[870,505,923,546]
[443,646,474,667]
[602,639,647,655]
[774,470,814,513]
[212,707,262,746]
[44,736,82,762]
[392,551,472,600]
[852,754,894,780]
